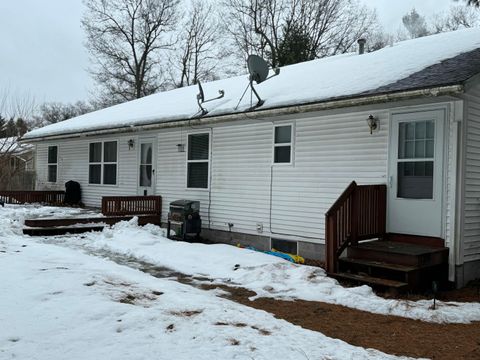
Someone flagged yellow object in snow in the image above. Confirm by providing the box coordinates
[271,248,305,264]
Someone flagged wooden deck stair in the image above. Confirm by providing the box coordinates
[334,239,449,291]
[23,215,161,236]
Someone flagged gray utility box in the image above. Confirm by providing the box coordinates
[167,200,201,241]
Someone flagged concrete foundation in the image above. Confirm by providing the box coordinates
[455,259,480,288]
[200,228,325,261]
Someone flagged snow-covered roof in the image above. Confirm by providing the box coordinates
[0,137,33,154]
[24,28,480,140]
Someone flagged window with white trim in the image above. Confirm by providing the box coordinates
[187,133,209,189]
[89,141,117,185]
[47,146,58,182]
[274,125,292,163]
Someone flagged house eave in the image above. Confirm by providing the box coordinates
[20,84,465,143]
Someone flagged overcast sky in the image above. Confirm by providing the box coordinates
[0,0,460,105]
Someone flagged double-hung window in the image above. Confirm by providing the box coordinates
[47,146,58,182]
[187,133,209,189]
[273,125,293,164]
[89,141,117,185]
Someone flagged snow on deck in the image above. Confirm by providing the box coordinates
[24,28,480,140]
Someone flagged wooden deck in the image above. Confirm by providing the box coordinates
[325,181,449,292]
[23,215,161,236]
[335,239,449,291]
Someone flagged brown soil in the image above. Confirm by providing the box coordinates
[202,284,480,360]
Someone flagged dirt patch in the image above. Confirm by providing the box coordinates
[217,285,480,360]
[170,310,203,317]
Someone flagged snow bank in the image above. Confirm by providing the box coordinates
[0,212,409,359]
[74,218,480,324]
[23,28,480,140]
[3,205,480,325]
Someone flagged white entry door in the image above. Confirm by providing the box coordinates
[387,110,445,237]
[137,138,156,196]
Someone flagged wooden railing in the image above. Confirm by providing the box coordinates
[325,181,386,273]
[0,191,65,205]
[102,196,162,216]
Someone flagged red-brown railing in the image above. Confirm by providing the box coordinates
[0,191,65,205]
[102,196,162,216]
[325,181,386,273]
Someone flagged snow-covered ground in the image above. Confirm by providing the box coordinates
[1,205,412,360]
[2,206,480,324]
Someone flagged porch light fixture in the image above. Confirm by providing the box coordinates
[127,139,135,150]
[366,114,378,134]
[176,143,185,152]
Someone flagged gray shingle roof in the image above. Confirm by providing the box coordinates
[363,48,480,96]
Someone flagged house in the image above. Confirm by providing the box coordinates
[21,28,480,288]
[0,137,35,190]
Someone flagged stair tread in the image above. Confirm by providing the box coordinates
[351,240,448,256]
[339,257,418,272]
[333,272,408,288]
[23,226,104,236]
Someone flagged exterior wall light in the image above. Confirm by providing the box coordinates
[367,115,378,134]
[127,139,135,149]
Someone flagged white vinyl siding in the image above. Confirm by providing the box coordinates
[34,101,457,247]
[462,82,480,262]
[36,134,138,206]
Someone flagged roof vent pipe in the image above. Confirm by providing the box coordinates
[357,38,366,55]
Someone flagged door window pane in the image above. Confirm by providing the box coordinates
[399,120,435,159]
[397,161,433,199]
[141,143,152,164]
[103,164,117,185]
[139,165,152,187]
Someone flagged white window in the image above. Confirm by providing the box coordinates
[89,141,117,185]
[273,124,293,164]
[187,133,209,189]
[47,146,58,182]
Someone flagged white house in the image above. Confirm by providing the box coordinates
[22,28,480,287]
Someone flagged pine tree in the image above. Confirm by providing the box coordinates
[277,22,314,67]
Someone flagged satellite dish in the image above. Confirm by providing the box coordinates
[239,54,280,110]
[247,55,269,84]
[196,81,225,116]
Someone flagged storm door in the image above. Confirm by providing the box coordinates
[387,110,445,237]
[137,138,156,195]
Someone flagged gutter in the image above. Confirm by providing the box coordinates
[20,84,464,143]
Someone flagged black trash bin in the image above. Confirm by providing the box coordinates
[64,180,82,205]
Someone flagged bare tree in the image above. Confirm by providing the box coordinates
[169,0,222,88]
[431,5,480,33]
[222,0,379,67]
[82,0,179,104]
[32,101,96,128]
[456,0,480,7]
[0,89,36,190]
[223,0,286,67]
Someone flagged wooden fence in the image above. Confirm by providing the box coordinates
[0,191,65,205]
[102,196,162,216]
